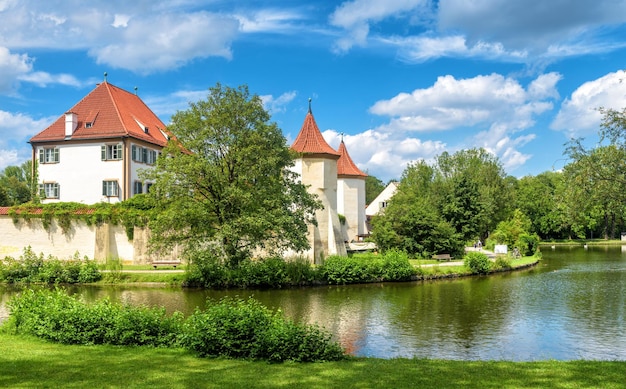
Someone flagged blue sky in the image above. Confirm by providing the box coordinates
[2,0,626,182]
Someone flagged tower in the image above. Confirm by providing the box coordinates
[337,136,367,242]
[291,100,347,263]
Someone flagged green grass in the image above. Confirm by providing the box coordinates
[0,334,624,388]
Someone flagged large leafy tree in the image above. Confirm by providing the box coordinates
[564,107,626,239]
[515,171,568,239]
[434,148,513,242]
[144,84,321,268]
[371,161,464,257]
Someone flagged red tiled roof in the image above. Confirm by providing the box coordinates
[337,141,367,178]
[291,111,340,157]
[30,81,170,146]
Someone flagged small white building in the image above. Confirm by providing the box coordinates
[29,81,169,204]
[365,181,398,218]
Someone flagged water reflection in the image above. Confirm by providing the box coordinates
[1,246,625,361]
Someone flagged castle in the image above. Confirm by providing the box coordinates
[25,82,367,263]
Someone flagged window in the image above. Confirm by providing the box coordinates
[133,181,143,195]
[132,145,142,162]
[101,144,122,161]
[146,182,154,193]
[102,180,119,197]
[145,149,157,165]
[379,201,388,209]
[39,183,60,199]
[131,145,158,165]
[39,148,59,164]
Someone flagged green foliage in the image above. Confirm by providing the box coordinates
[0,247,101,283]
[488,209,540,256]
[5,288,182,347]
[184,252,320,289]
[321,250,415,284]
[180,297,346,362]
[144,83,321,268]
[0,161,33,205]
[494,256,512,270]
[463,251,491,274]
[365,174,387,205]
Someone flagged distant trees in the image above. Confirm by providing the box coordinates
[365,174,386,205]
[371,148,512,258]
[0,160,34,206]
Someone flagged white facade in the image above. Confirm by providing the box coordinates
[337,176,366,241]
[365,181,398,217]
[36,140,159,204]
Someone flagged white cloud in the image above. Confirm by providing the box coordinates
[321,128,445,180]
[367,73,560,176]
[260,91,297,114]
[330,0,428,53]
[90,12,239,73]
[438,0,626,53]
[236,9,304,33]
[0,46,32,93]
[551,70,626,138]
[0,110,54,170]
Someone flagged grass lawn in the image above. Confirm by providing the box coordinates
[1,334,624,388]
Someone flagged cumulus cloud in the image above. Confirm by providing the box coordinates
[0,110,54,170]
[260,91,297,114]
[90,12,239,73]
[330,0,428,53]
[368,72,561,174]
[551,70,626,138]
[0,47,32,93]
[321,128,445,180]
[438,0,626,52]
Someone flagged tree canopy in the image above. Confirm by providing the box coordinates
[144,84,321,267]
[0,160,34,206]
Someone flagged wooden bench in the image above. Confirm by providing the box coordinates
[150,261,182,269]
[432,254,452,261]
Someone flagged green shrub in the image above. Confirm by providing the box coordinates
[321,252,415,284]
[181,297,346,362]
[517,233,540,256]
[284,256,319,285]
[464,251,492,274]
[184,250,228,288]
[5,288,181,347]
[494,256,512,270]
[380,249,415,281]
[0,247,101,284]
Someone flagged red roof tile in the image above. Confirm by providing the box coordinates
[30,81,170,146]
[291,110,340,157]
[337,141,367,178]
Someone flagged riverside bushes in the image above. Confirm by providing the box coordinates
[321,249,415,284]
[464,251,492,274]
[3,289,346,363]
[185,250,416,288]
[0,247,101,284]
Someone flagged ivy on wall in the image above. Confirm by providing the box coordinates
[7,195,156,240]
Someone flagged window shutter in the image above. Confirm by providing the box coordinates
[54,148,59,163]
[101,145,106,160]
[39,149,44,163]
[102,181,107,196]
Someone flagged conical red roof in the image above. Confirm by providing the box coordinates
[291,109,340,158]
[30,81,170,146]
[337,140,367,178]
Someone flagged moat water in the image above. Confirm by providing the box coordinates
[2,245,625,360]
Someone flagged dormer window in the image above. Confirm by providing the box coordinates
[85,122,93,128]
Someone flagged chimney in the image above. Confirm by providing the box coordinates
[65,112,78,137]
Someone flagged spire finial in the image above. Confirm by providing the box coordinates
[134,86,138,95]
[340,132,344,142]
[104,72,108,82]
[308,98,312,114]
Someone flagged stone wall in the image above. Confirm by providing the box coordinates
[0,215,178,264]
